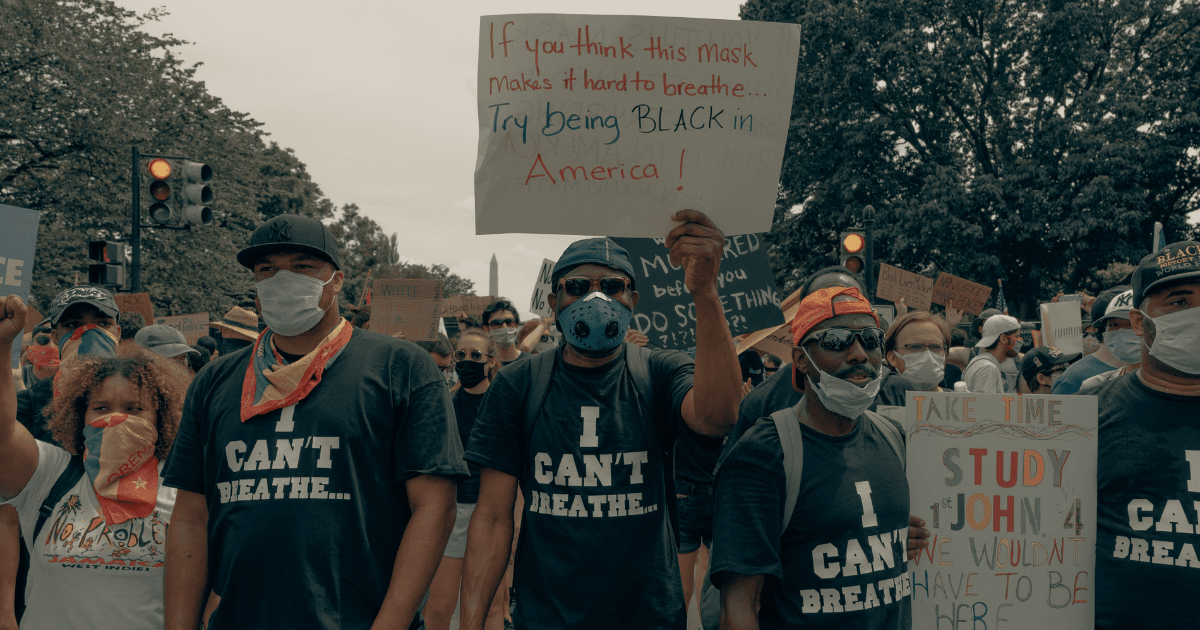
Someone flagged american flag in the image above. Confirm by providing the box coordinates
[996,279,1009,315]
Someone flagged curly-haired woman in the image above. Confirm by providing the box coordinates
[0,294,191,630]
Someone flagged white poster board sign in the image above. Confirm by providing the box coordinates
[528,258,556,318]
[905,392,1097,629]
[1039,302,1083,355]
[475,14,802,237]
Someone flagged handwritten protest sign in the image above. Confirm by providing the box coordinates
[931,273,993,315]
[1039,303,1083,355]
[155,313,211,346]
[371,279,443,341]
[528,258,556,318]
[877,263,934,311]
[1,204,40,368]
[905,392,1097,629]
[475,14,802,237]
[113,293,154,325]
[614,233,782,350]
[439,295,495,318]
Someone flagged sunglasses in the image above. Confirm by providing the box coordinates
[487,318,518,328]
[559,276,631,298]
[800,327,886,352]
[454,349,491,362]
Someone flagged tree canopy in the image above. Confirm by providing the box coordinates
[0,0,472,319]
[744,0,1200,316]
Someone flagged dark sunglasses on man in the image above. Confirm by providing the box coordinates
[800,327,886,352]
[559,276,631,298]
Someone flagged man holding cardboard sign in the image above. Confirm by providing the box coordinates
[461,210,742,630]
[163,214,467,630]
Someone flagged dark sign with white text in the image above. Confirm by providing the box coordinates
[612,234,783,350]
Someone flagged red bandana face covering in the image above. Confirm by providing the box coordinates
[240,319,352,422]
[82,413,159,525]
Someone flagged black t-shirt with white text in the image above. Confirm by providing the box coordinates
[710,414,912,630]
[162,328,467,630]
[1081,373,1200,629]
[465,345,694,630]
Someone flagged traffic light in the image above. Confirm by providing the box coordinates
[146,158,213,226]
[88,241,126,288]
[839,229,867,281]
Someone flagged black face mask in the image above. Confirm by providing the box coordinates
[455,360,488,389]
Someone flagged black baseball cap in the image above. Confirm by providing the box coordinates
[1021,346,1081,386]
[552,237,636,290]
[48,286,119,326]
[1133,241,1200,307]
[237,214,342,270]
[1090,285,1131,323]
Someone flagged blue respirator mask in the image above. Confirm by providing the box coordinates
[557,291,631,354]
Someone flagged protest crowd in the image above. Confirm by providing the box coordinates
[1,4,1199,630]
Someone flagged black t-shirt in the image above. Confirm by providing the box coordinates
[710,414,912,630]
[873,372,919,409]
[501,351,531,369]
[162,328,467,630]
[16,377,55,443]
[453,388,485,504]
[674,430,721,486]
[1081,373,1200,629]
[724,363,802,458]
[465,345,694,630]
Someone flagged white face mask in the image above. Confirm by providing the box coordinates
[256,270,334,337]
[803,348,884,419]
[490,326,519,348]
[1146,307,1200,375]
[898,350,945,390]
[1103,328,1142,364]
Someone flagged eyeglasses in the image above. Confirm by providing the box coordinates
[1082,331,1102,340]
[897,343,946,354]
[486,318,518,329]
[559,276,631,298]
[763,367,777,374]
[800,327,886,352]
[454,349,492,362]
[436,363,455,373]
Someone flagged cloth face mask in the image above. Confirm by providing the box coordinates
[82,412,159,525]
[455,360,489,388]
[256,270,334,337]
[1146,307,1200,375]
[557,291,631,354]
[899,350,945,390]
[489,327,519,348]
[802,347,883,419]
[1104,328,1142,364]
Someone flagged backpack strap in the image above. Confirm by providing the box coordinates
[35,455,85,540]
[771,404,805,532]
[866,411,906,471]
[622,342,680,540]
[519,350,558,468]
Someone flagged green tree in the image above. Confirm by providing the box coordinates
[744,0,1200,317]
[1,0,336,316]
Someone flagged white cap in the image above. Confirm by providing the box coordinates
[1093,289,1134,327]
[975,314,1021,348]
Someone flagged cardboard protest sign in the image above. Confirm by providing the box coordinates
[614,234,783,350]
[371,279,443,341]
[528,258,556,318]
[905,392,1097,629]
[876,263,934,311]
[155,313,211,346]
[439,295,495,318]
[931,273,993,315]
[475,14,802,237]
[1,204,41,368]
[114,293,154,325]
[1039,302,1083,355]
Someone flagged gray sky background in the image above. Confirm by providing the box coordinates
[115,1,743,317]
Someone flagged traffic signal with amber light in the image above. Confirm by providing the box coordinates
[839,229,867,284]
[146,158,213,226]
[88,241,126,288]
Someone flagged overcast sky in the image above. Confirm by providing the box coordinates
[114,0,743,318]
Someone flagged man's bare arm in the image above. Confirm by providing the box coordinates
[372,474,457,630]
[720,573,764,630]
[164,489,209,630]
[459,468,518,630]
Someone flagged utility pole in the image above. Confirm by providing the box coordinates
[863,204,876,302]
[131,146,142,292]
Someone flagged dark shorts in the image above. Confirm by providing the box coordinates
[675,480,713,554]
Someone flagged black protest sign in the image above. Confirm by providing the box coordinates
[612,234,784,351]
